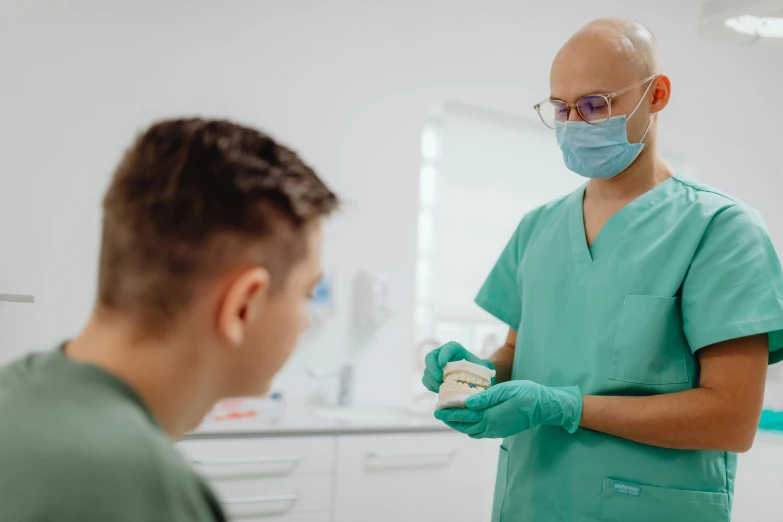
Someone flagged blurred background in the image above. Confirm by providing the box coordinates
[1,1,781,521]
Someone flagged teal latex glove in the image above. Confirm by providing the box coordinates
[421,341,495,393]
[434,380,583,438]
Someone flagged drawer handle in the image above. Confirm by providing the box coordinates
[223,494,299,506]
[0,294,35,303]
[193,455,302,466]
[367,450,457,460]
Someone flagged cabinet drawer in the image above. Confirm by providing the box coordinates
[179,436,335,479]
[333,433,498,522]
[217,474,331,516]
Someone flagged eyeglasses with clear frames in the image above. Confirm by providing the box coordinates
[533,75,658,130]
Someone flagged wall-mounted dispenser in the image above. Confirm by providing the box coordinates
[353,271,393,329]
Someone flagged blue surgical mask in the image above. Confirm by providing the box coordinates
[555,83,655,180]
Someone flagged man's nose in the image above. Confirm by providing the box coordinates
[568,106,582,123]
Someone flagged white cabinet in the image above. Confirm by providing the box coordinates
[332,433,497,522]
[179,436,336,521]
[180,429,783,522]
[179,432,499,522]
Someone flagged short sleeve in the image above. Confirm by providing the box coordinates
[475,220,527,330]
[681,204,783,364]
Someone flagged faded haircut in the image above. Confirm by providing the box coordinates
[98,118,338,330]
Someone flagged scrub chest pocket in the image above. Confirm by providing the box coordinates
[609,295,690,385]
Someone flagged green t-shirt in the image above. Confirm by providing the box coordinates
[0,347,226,522]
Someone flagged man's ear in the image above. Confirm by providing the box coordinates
[217,267,270,346]
[650,74,671,114]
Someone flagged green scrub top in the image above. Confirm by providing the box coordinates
[476,176,783,522]
[0,348,226,522]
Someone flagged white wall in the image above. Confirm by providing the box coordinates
[1,0,782,405]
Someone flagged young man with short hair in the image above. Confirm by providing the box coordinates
[0,118,339,521]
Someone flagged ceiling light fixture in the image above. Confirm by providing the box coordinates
[725,14,783,38]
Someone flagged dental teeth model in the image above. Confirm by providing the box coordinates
[436,360,496,410]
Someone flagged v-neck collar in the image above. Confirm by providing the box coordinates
[567,176,678,278]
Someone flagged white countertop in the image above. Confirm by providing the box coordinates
[185,404,450,439]
[184,402,783,442]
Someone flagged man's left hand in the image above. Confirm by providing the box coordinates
[434,380,583,439]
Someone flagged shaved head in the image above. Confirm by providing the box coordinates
[570,18,660,78]
[548,17,670,147]
[551,18,661,98]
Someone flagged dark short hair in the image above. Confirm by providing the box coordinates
[98,118,338,329]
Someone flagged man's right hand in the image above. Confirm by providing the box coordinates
[421,341,495,393]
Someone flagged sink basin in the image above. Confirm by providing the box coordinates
[313,406,416,424]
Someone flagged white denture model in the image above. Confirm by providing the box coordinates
[436,360,496,410]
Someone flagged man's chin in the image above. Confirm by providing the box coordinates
[243,378,273,397]
[218,380,272,401]
[255,381,272,396]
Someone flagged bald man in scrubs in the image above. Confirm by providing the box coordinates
[424,18,783,522]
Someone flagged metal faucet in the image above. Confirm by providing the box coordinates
[305,363,354,407]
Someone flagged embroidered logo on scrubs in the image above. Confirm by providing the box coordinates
[613,482,641,497]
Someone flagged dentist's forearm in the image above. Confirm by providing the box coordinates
[580,336,768,452]
[489,328,517,384]
[489,346,514,384]
[580,390,759,452]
